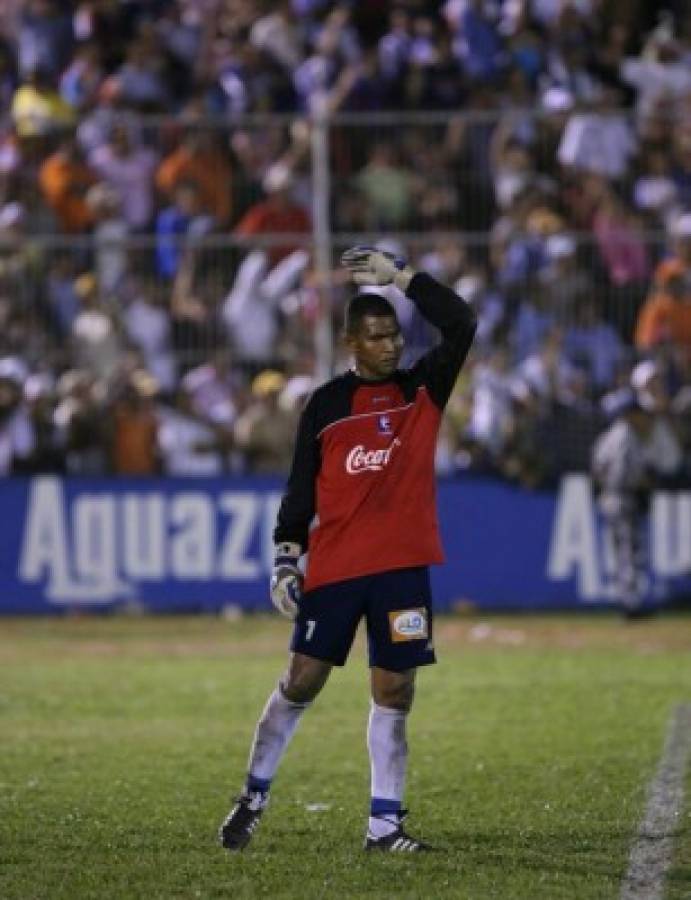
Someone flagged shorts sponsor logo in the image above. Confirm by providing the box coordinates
[389,607,428,642]
[345,438,401,474]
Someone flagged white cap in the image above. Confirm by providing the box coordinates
[262,162,294,193]
[671,213,691,238]
[24,372,55,401]
[541,87,575,113]
[546,234,577,259]
[0,202,25,230]
[279,374,314,412]
[0,356,28,383]
[631,359,660,390]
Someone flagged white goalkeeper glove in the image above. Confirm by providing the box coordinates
[270,542,303,619]
[341,245,410,287]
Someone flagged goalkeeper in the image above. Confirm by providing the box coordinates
[219,247,477,852]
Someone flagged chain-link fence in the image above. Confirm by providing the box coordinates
[0,110,688,483]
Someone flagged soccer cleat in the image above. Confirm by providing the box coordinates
[219,791,268,851]
[364,811,434,853]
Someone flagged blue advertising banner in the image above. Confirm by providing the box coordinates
[0,475,689,614]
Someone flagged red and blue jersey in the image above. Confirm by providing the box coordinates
[274,272,477,591]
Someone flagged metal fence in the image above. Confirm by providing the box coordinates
[1,107,671,367]
[1,108,685,481]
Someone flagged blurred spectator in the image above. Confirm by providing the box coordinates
[514,329,583,408]
[592,187,651,340]
[124,281,177,394]
[591,392,652,615]
[109,30,170,112]
[593,189,650,288]
[0,202,42,305]
[497,203,566,291]
[0,357,35,474]
[59,41,103,112]
[170,248,222,370]
[633,146,680,230]
[511,282,558,363]
[156,128,233,226]
[557,85,637,180]
[630,358,684,481]
[11,65,75,138]
[88,123,158,230]
[182,350,241,430]
[157,387,225,476]
[85,182,129,295]
[234,162,310,267]
[378,7,412,84]
[250,0,303,73]
[234,369,296,474]
[155,181,215,280]
[23,371,63,472]
[635,214,691,351]
[38,134,96,232]
[53,369,107,474]
[620,16,691,123]
[452,0,507,82]
[45,253,79,338]
[563,296,625,392]
[354,141,418,230]
[70,273,123,379]
[17,0,74,79]
[464,345,516,464]
[0,35,18,112]
[539,233,592,319]
[109,370,161,475]
[223,246,309,365]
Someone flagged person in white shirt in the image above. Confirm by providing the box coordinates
[558,86,637,180]
[89,123,158,230]
[0,359,34,475]
[591,383,680,617]
[157,389,224,476]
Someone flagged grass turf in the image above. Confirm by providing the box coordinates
[0,614,690,899]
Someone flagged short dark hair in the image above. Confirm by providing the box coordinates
[344,292,397,336]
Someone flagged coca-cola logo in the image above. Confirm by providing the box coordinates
[345,438,401,474]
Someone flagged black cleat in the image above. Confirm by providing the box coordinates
[364,811,434,853]
[219,792,267,851]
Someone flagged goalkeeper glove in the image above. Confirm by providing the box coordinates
[270,542,303,619]
[341,245,408,287]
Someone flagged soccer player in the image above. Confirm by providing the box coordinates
[219,246,477,852]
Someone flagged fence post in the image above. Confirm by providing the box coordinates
[310,98,334,382]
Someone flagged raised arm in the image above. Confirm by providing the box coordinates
[341,246,477,409]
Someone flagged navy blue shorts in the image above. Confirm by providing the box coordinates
[291,566,436,672]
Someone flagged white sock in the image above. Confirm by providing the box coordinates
[246,686,310,787]
[367,701,408,837]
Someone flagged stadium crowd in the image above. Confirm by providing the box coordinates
[0,0,689,483]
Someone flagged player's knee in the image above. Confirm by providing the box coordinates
[372,678,414,712]
[281,658,330,703]
[281,675,322,703]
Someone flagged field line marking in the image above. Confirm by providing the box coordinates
[620,703,691,900]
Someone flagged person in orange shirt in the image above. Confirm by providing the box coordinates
[156,129,233,226]
[635,215,691,351]
[109,371,161,475]
[38,134,96,232]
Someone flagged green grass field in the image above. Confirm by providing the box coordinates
[1,614,690,899]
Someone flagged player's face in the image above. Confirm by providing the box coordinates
[348,315,404,380]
